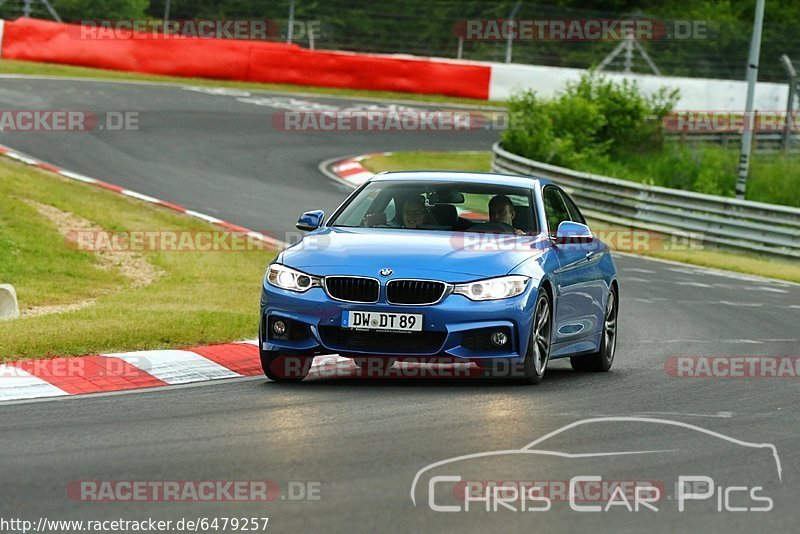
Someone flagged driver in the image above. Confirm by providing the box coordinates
[489,195,524,235]
[401,196,432,229]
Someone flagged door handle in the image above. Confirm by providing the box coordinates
[586,251,595,260]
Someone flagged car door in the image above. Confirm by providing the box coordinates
[559,188,607,333]
[542,186,601,345]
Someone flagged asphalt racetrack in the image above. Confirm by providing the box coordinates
[0,78,798,533]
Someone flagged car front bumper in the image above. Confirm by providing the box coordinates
[260,282,537,362]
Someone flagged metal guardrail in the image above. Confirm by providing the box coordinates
[664,131,800,153]
[491,142,800,259]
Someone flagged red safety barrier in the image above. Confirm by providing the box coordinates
[1,18,491,100]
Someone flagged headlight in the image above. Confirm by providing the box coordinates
[267,264,321,292]
[453,275,530,301]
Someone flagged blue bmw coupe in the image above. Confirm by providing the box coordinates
[260,171,619,384]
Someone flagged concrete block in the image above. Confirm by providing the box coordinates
[0,284,19,320]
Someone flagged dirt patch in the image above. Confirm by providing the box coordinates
[20,199,164,317]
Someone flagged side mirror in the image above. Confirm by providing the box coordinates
[555,221,593,245]
[297,210,325,231]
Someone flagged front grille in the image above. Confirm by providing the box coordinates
[325,276,379,303]
[319,326,446,354]
[386,280,447,305]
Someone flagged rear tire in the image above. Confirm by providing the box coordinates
[570,287,618,372]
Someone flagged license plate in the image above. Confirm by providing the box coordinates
[343,311,423,332]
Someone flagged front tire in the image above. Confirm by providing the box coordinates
[519,290,552,384]
[570,287,618,372]
[261,350,312,382]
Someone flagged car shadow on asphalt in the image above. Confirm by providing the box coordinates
[259,361,627,390]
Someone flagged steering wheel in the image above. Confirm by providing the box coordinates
[468,221,517,234]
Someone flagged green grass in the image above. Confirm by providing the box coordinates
[363,151,492,174]
[362,151,800,283]
[0,59,499,108]
[0,158,275,361]
[589,143,800,208]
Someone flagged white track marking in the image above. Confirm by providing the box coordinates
[58,170,98,184]
[676,281,712,288]
[719,300,764,307]
[745,286,789,294]
[666,267,704,275]
[183,210,224,224]
[5,152,39,165]
[0,365,69,401]
[640,411,733,419]
[121,190,160,203]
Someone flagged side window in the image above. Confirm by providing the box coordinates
[542,186,571,234]
[559,190,586,225]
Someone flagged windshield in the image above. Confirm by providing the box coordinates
[329,180,538,234]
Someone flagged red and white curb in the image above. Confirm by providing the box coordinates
[0,143,295,402]
[325,153,387,188]
[0,343,361,402]
[0,143,287,249]
[0,342,261,401]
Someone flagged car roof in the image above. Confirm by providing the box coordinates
[369,170,553,188]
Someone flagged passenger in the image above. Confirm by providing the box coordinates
[488,195,524,235]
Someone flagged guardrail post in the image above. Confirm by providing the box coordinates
[780,54,797,153]
[505,1,522,64]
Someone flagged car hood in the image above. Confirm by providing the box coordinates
[280,227,544,281]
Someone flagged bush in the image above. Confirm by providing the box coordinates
[501,72,800,207]
[503,71,679,167]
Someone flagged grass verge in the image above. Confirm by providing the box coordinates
[0,59,498,108]
[0,158,275,361]
[362,151,800,283]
